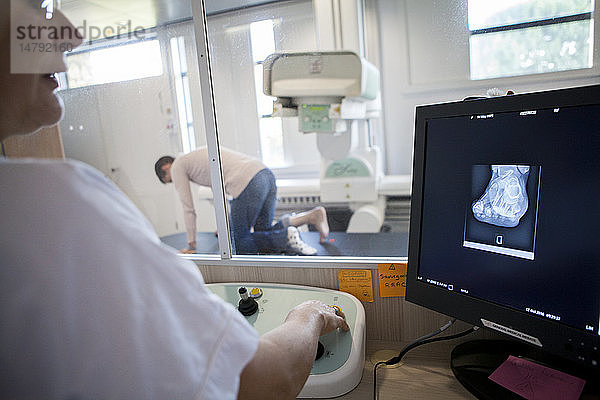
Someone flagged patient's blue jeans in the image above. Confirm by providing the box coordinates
[230,168,289,254]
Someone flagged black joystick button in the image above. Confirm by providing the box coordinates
[237,287,259,316]
[315,341,325,360]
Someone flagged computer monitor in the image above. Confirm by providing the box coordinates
[406,84,600,397]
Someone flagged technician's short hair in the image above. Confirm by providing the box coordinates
[154,155,175,184]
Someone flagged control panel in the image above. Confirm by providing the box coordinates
[206,283,366,398]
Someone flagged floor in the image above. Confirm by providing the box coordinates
[160,231,409,257]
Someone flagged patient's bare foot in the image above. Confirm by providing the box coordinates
[308,206,329,243]
[289,206,330,243]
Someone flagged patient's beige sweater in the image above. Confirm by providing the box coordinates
[171,147,266,243]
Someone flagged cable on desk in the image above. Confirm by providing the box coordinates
[373,319,478,400]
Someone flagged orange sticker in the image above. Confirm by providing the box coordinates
[378,263,407,297]
[338,269,374,302]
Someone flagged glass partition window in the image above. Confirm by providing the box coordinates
[49,0,599,264]
[468,0,595,80]
[200,1,408,259]
[58,2,222,256]
[206,1,321,175]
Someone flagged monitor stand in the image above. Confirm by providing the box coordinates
[450,340,599,400]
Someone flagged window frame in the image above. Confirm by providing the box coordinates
[470,12,592,36]
[468,5,595,81]
[398,1,600,94]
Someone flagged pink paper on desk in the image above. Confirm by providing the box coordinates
[488,355,586,400]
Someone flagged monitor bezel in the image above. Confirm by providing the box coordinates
[406,84,600,369]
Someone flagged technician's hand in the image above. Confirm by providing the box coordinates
[285,300,350,336]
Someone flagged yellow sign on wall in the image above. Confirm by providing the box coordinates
[378,263,407,297]
[338,269,374,302]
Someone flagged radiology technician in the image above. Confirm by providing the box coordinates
[0,2,348,399]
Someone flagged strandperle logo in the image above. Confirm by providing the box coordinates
[15,19,147,43]
[11,0,147,74]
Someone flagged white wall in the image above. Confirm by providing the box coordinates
[374,0,600,176]
[61,75,186,237]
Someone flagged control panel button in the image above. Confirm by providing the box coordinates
[238,287,259,316]
[249,287,263,299]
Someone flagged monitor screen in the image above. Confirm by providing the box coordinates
[406,84,600,372]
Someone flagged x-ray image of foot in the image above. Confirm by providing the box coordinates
[472,165,530,228]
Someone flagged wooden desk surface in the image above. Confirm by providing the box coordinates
[337,340,475,400]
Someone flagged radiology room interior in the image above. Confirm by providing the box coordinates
[14,0,592,260]
[3,1,599,398]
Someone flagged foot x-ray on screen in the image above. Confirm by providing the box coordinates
[472,165,530,228]
[463,165,541,260]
